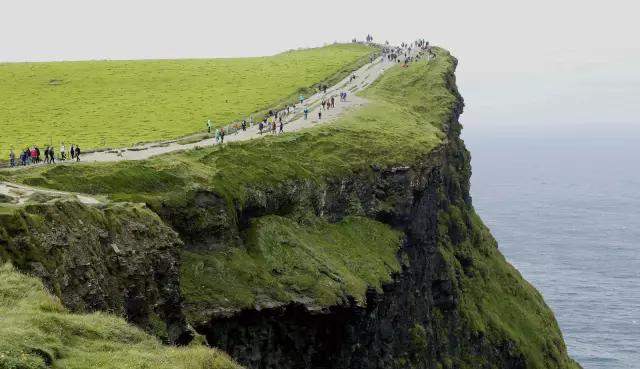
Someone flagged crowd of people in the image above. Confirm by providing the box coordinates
[381,38,435,67]
[8,143,80,167]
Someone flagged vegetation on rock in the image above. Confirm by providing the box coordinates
[182,215,402,321]
[0,263,241,369]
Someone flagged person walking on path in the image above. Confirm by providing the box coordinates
[49,147,55,164]
[44,147,50,164]
[75,146,80,161]
[207,119,213,133]
[60,142,66,161]
[259,121,264,135]
[220,128,225,144]
[331,96,335,108]
[318,111,322,120]
[299,94,304,105]
[9,149,15,167]
[215,128,220,143]
[279,120,284,133]
[70,144,75,160]
[304,107,309,120]
[30,147,37,164]
[242,120,247,132]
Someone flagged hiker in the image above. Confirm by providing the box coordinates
[321,100,326,110]
[331,96,335,108]
[70,144,75,159]
[30,147,37,164]
[75,146,80,161]
[242,120,247,131]
[19,150,26,166]
[235,122,240,135]
[215,128,220,143]
[220,128,225,143]
[49,147,55,164]
[44,147,50,164]
[9,149,15,167]
[279,120,284,133]
[299,94,304,104]
[259,121,264,135]
[249,116,254,128]
[60,142,66,161]
[318,111,322,120]
[304,107,309,120]
[207,119,212,133]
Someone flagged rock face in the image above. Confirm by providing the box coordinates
[178,68,577,369]
[0,202,192,344]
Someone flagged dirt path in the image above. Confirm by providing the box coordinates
[0,181,102,205]
[61,55,395,162]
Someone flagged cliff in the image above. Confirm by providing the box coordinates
[0,48,580,369]
[0,200,192,344]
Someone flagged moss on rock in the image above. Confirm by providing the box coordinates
[182,214,402,322]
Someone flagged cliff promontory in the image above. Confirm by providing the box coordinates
[0,47,580,369]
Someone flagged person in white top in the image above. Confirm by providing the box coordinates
[60,143,66,160]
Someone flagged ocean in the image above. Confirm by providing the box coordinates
[463,123,640,369]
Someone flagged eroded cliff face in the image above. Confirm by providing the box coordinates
[0,201,192,344]
[160,68,576,368]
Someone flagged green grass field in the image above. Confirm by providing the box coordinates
[4,49,455,202]
[0,263,241,369]
[0,43,374,153]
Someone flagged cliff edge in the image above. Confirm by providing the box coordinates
[0,48,581,369]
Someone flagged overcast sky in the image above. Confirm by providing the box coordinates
[2,0,638,127]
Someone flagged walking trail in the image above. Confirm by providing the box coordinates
[1,49,417,205]
[79,54,394,162]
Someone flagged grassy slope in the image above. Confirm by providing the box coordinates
[0,263,241,369]
[3,49,454,204]
[0,43,374,152]
[182,215,402,320]
[437,206,582,369]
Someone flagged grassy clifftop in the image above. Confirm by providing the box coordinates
[0,43,374,152]
[0,263,241,369]
[3,48,455,203]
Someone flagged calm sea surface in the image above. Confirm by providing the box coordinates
[462,123,640,369]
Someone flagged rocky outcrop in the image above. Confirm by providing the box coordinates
[0,201,192,344]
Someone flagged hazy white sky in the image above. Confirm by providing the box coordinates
[2,0,638,127]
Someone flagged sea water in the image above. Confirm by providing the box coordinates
[463,123,640,369]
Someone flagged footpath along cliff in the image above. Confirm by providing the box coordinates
[0,47,581,369]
